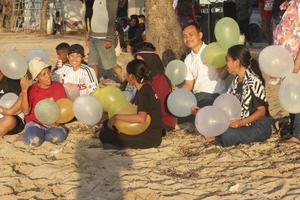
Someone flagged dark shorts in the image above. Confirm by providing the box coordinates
[8,115,25,135]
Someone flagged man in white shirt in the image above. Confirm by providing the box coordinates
[182,22,226,107]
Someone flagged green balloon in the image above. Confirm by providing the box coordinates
[165,59,187,85]
[92,86,129,116]
[214,17,240,50]
[203,42,227,68]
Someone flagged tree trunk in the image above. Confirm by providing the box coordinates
[40,0,49,34]
[145,0,185,64]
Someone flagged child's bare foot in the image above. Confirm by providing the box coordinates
[205,136,216,142]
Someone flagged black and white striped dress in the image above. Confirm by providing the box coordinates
[227,69,268,125]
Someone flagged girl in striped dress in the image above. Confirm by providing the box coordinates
[216,45,272,147]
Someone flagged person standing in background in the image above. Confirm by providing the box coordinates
[85,0,124,83]
[236,0,252,45]
[259,0,274,45]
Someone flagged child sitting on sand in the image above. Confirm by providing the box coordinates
[21,57,68,147]
[99,60,164,149]
[53,44,98,95]
[0,70,24,136]
[216,45,272,147]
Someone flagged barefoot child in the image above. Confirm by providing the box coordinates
[216,45,272,147]
[21,57,68,147]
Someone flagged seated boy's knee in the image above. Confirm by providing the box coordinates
[23,126,45,147]
[45,127,68,144]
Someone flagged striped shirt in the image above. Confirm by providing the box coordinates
[53,63,98,95]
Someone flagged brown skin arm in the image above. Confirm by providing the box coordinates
[20,77,30,115]
[183,80,194,91]
[230,106,266,128]
[294,50,300,73]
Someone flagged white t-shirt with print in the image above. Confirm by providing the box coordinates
[54,64,99,95]
[185,43,225,94]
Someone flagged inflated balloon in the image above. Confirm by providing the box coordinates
[34,99,60,125]
[214,17,240,50]
[115,114,151,135]
[64,85,80,101]
[258,45,294,78]
[92,86,129,112]
[213,93,241,120]
[0,92,18,108]
[73,95,103,125]
[195,106,230,136]
[108,100,130,118]
[203,42,227,68]
[0,50,28,79]
[278,73,300,113]
[165,59,187,85]
[26,48,49,63]
[117,103,137,114]
[56,98,74,124]
[167,88,197,117]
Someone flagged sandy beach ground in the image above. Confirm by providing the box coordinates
[0,33,299,200]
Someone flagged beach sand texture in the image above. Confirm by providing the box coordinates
[0,33,299,200]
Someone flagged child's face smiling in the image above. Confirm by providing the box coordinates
[68,53,82,70]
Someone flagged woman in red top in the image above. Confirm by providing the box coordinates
[134,42,177,131]
[21,57,68,147]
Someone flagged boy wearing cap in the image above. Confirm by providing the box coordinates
[21,57,68,147]
[53,44,98,96]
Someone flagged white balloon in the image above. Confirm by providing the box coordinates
[278,73,300,113]
[167,88,197,117]
[0,50,28,79]
[0,92,18,108]
[73,95,103,125]
[195,106,230,136]
[64,85,80,101]
[34,99,60,125]
[165,60,187,85]
[213,93,241,120]
[26,48,49,63]
[258,45,294,78]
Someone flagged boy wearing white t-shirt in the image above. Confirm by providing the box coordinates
[53,44,98,95]
[182,22,227,108]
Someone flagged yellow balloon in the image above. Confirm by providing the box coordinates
[115,115,151,136]
[92,86,129,112]
[117,103,137,114]
[108,102,136,118]
[108,102,131,118]
[203,42,227,68]
[56,98,74,124]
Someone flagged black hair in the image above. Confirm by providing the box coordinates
[129,39,143,55]
[56,42,70,51]
[126,59,152,83]
[138,14,145,19]
[136,42,156,52]
[182,22,201,32]
[130,15,139,20]
[228,44,265,85]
